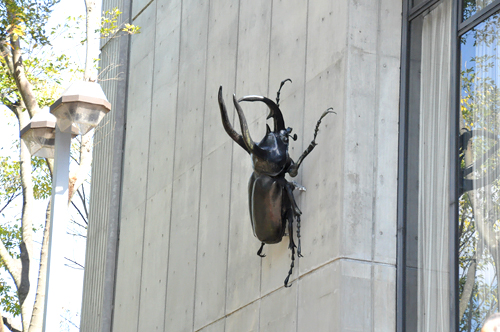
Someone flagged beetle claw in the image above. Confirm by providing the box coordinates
[257,242,266,257]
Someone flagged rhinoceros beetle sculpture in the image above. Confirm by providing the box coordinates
[218,79,334,287]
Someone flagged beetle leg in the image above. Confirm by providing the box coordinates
[285,182,302,216]
[285,182,304,259]
[284,213,296,288]
[284,247,295,288]
[296,215,303,257]
[257,242,266,257]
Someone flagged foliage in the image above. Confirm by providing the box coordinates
[100,7,140,38]
[0,156,52,213]
[0,0,60,46]
[0,281,20,317]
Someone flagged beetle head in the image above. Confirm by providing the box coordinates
[234,95,297,176]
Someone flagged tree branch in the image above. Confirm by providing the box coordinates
[0,42,15,77]
[79,184,89,219]
[0,192,21,215]
[10,37,40,117]
[28,200,51,332]
[68,131,93,203]
[0,239,21,287]
[64,257,84,270]
[71,200,88,226]
[2,316,21,332]
[459,251,477,318]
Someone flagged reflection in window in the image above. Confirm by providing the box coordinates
[463,0,497,21]
[459,11,500,332]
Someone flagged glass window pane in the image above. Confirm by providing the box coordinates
[459,11,500,332]
[405,0,453,330]
[463,0,497,21]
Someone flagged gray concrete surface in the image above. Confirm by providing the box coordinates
[83,0,402,331]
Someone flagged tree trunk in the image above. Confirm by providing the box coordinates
[27,201,51,332]
[84,0,99,82]
[15,112,37,332]
[459,251,477,318]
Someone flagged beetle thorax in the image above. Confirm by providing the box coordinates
[251,132,290,176]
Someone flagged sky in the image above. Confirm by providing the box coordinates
[1,0,99,330]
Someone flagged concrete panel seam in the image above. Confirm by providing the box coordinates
[371,1,382,331]
[194,256,395,331]
[135,0,157,328]
[162,0,183,329]
[134,0,157,331]
[266,0,274,98]
[192,0,211,330]
[297,1,310,331]
[339,0,349,259]
[132,0,155,21]
[260,3,274,331]
[223,0,241,326]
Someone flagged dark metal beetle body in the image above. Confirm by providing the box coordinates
[218,80,333,287]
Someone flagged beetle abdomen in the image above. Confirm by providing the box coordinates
[249,174,285,244]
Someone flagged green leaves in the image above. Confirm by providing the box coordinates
[0,156,51,217]
[31,157,51,200]
[0,0,61,47]
[0,281,20,317]
[0,221,22,317]
[100,7,140,38]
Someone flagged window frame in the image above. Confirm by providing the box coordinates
[397,0,500,331]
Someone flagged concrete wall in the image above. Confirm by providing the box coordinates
[82,0,402,331]
[80,0,130,331]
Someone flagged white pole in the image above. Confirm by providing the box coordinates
[42,126,71,332]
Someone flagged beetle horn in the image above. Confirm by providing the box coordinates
[218,87,250,154]
[233,94,266,158]
[238,95,285,132]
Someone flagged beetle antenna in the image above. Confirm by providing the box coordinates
[276,78,292,107]
[286,127,298,141]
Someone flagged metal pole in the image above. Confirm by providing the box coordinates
[42,126,71,332]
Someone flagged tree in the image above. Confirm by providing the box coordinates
[0,1,138,331]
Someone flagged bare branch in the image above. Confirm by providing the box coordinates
[71,200,88,226]
[0,192,22,215]
[60,313,79,329]
[2,316,22,332]
[77,186,89,219]
[68,131,92,203]
[64,257,84,270]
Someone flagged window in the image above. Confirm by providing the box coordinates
[399,0,500,331]
[459,10,500,331]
